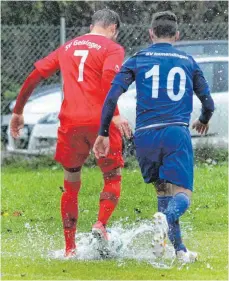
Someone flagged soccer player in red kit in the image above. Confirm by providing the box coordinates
[10,9,131,257]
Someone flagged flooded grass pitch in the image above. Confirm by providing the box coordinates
[1,165,228,279]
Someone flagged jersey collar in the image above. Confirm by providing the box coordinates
[85,33,107,37]
[151,43,173,47]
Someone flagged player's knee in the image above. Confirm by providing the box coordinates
[154,179,177,196]
[64,166,82,173]
[155,179,192,198]
[64,166,82,182]
[174,186,192,198]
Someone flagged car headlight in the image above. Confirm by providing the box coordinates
[38,112,59,124]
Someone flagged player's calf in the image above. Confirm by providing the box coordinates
[154,180,192,255]
[92,169,121,257]
[61,166,82,256]
[97,168,121,227]
[93,168,121,235]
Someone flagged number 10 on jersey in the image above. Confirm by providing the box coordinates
[145,65,186,101]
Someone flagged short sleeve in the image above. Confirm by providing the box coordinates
[103,43,125,74]
[34,48,60,79]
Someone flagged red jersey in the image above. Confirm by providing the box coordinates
[34,34,125,126]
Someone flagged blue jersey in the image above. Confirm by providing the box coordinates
[112,43,210,131]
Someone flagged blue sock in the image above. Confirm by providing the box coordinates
[157,196,172,213]
[165,192,190,253]
[168,220,186,252]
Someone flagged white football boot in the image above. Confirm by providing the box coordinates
[151,212,169,257]
[176,249,198,264]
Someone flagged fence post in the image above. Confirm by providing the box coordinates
[60,16,66,100]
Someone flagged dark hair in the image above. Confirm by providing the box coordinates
[91,9,121,30]
[151,11,178,38]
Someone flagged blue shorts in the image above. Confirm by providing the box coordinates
[134,126,193,191]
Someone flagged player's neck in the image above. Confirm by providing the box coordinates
[90,27,110,38]
[153,38,175,45]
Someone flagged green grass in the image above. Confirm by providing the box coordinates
[1,163,228,280]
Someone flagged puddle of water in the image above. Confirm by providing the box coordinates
[48,221,176,268]
[2,220,197,268]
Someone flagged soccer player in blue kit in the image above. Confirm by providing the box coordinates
[93,11,215,263]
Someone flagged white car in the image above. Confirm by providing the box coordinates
[7,85,62,155]
[7,56,228,155]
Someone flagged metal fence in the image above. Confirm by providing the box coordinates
[1,21,228,137]
[1,22,228,114]
[1,21,228,156]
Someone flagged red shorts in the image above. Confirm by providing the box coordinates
[55,124,124,173]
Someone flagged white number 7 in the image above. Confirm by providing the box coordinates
[74,50,89,82]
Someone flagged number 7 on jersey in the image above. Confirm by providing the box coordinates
[74,50,89,82]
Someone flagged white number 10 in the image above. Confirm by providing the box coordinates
[145,65,186,101]
[74,50,89,82]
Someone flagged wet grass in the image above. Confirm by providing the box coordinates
[1,163,228,280]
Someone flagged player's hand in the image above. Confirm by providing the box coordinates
[93,136,110,159]
[192,119,209,135]
[10,113,24,139]
[112,115,132,139]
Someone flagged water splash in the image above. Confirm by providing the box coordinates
[48,221,176,268]
[2,220,186,268]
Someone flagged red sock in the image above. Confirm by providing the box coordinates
[98,175,121,225]
[61,180,81,252]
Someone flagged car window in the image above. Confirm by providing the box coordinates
[199,61,228,93]
[198,62,214,92]
[130,42,228,58]
[176,43,228,56]
[204,44,228,56]
[214,62,228,93]
[176,45,205,56]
